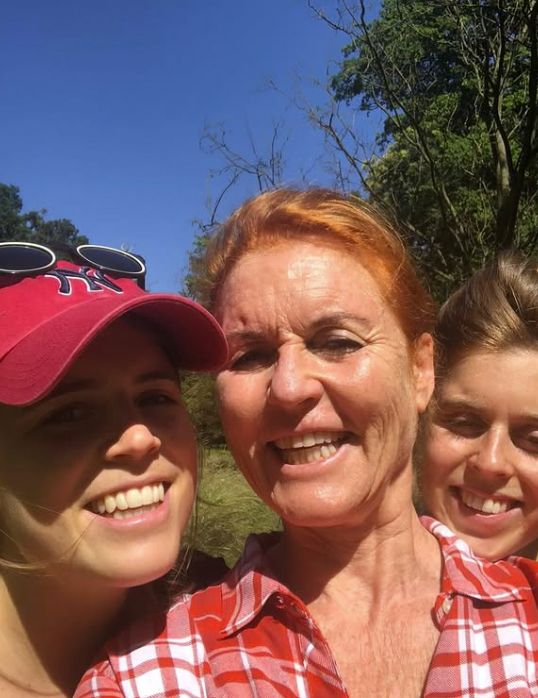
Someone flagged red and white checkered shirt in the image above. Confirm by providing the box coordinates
[76,517,538,697]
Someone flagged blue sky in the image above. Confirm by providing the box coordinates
[1,1,380,291]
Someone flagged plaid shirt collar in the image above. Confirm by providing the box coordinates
[219,517,530,638]
[427,516,530,601]
[220,532,291,637]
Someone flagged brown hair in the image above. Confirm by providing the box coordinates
[435,249,538,377]
[201,188,436,342]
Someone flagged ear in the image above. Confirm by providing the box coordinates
[412,332,435,414]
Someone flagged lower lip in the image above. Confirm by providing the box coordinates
[450,489,521,535]
[85,491,171,531]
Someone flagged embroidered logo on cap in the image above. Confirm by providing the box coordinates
[45,267,124,295]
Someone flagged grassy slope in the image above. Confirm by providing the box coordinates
[191,448,281,568]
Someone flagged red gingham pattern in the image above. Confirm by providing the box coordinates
[76,518,538,697]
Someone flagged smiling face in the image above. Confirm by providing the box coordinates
[421,348,538,560]
[0,317,197,588]
[214,241,433,529]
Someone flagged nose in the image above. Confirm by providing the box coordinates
[469,428,514,478]
[105,423,162,463]
[267,345,323,409]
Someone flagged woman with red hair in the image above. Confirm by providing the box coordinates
[79,192,538,697]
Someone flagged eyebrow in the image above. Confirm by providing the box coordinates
[435,397,485,412]
[436,397,538,422]
[28,369,179,407]
[225,312,373,342]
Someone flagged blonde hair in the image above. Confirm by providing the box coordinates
[435,250,538,378]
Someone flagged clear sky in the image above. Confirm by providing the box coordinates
[1,1,379,292]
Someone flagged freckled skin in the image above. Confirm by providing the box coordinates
[214,241,434,529]
[421,349,538,560]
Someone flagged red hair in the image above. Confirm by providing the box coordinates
[202,188,436,342]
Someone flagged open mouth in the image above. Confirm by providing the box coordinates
[87,482,167,520]
[272,431,349,465]
[456,488,520,515]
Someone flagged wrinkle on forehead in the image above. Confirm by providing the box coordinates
[217,243,393,336]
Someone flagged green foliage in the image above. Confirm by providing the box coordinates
[328,0,538,298]
[183,231,213,306]
[181,231,226,445]
[0,183,88,250]
[190,449,281,567]
[181,371,226,448]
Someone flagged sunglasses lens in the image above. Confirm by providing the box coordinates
[0,244,54,273]
[77,246,145,275]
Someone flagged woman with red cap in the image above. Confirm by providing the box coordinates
[0,242,227,696]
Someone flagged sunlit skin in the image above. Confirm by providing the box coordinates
[214,241,434,531]
[0,317,198,694]
[421,348,538,561]
[213,241,444,696]
[0,317,198,586]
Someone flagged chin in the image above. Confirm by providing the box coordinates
[277,498,364,529]
[460,535,511,562]
[100,555,179,588]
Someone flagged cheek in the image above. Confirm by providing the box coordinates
[519,463,538,499]
[216,375,262,434]
[422,428,463,489]
[0,491,67,562]
[161,417,198,478]
[0,460,80,523]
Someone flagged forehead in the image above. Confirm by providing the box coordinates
[438,348,538,406]
[216,241,397,333]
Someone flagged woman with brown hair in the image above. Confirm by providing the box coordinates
[421,250,538,562]
[79,194,538,698]
[0,243,226,696]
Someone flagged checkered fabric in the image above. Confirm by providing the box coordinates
[75,517,538,697]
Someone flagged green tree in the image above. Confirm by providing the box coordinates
[313,0,538,295]
[0,183,88,249]
[181,371,226,448]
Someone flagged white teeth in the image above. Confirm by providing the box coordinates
[141,486,153,506]
[125,489,142,508]
[112,504,159,520]
[321,444,336,459]
[116,492,129,511]
[276,435,342,465]
[274,431,343,450]
[104,495,116,514]
[460,490,512,514]
[91,482,166,517]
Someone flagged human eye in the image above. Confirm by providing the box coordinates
[40,402,93,428]
[513,429,538,455]
[138,385,181,409]
[228,347,275,372]
[309,331,363,358]
[437,412,485,438]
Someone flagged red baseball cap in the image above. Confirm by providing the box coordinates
[0,262,228,406]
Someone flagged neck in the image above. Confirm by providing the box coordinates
[268,503,441,610]
[0,568,127,696]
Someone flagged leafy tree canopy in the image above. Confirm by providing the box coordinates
[0,183,88,250]
[327,0,538,296]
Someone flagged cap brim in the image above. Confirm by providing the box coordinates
[0,293,228,406]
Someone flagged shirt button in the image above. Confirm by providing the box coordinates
[441,595,453,614]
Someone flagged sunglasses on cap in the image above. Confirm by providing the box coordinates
[0,242,146,288]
